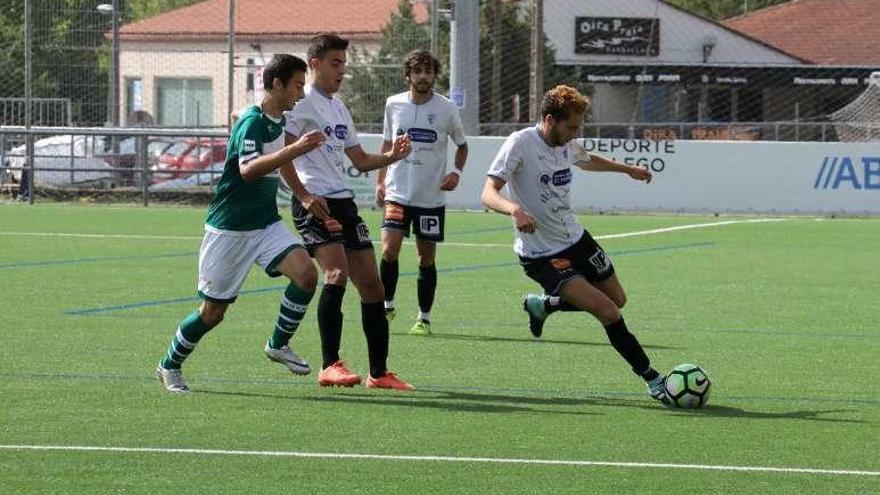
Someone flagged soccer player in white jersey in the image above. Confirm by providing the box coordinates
[281,34,414,390]
[375,50,468,336]
[481,85,669,403]
[155,54,326,393]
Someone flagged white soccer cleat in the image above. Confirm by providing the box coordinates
[156,365,191,394]
[264,342,311,376]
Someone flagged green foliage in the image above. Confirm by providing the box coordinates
[126,0,202,22]
[341,0,432,129]
[665,0,792,20]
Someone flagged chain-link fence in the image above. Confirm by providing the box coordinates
[2,0,879,201]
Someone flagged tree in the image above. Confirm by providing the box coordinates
[341,0,433,129]
[665,0,792,20]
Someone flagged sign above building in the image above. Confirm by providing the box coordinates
[575,17,660,57]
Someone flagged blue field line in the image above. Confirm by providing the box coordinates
[0,252,196,270]
[0,370,876,407]
[64,242,713,316]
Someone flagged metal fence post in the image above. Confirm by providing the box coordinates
[25,0,34,204]
[138,135,149,206]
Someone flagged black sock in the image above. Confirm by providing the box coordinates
[361,301,389,378]
[417,264,437,314]
[380,258,399,305]
[603,317,655,378]
[317,284,345,368]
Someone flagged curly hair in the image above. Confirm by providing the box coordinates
[403,50,441,79]
[541,85,590,121]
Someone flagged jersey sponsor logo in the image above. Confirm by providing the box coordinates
[419,215,440,235]
[550,258,571,270]
[588,250,611,273]
[334,124,348,140]
[243,139,256,152]
[406,128,438,143]
[551,168,572,186]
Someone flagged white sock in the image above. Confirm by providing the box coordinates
[384,300,395,310]
[418,311,431,322]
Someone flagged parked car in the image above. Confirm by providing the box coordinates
[152,138,226,184]
[97,136,177,186]
[6,135,113,186]
[150,161,225,189]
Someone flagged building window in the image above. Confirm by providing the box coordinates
[124,78,143,119]
[157,78,213,127]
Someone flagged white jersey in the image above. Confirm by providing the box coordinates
[284,85,360,198]
[487,126,591,258]
[382,91,466,207]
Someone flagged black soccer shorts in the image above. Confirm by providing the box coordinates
[380,201,445,242]
[519,230,615,295]
[291,196,373,254]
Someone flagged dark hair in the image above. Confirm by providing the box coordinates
[262,54,307,90]
[541,85,590,121]
[307,33,350,61]
[403,49,441,78]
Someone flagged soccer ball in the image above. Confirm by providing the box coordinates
[664,364,711,409]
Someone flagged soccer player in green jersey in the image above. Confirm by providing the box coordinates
[156,54,326,393]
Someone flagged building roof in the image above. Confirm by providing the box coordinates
[120,0,428,42]
[724,0,880,65]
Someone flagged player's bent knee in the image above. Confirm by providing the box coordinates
[594,304,621,326]
[615,293,627,309]
[199,304,226,327]
[323,266,348,285]
[358,278,385,303]
[293,264,318,292]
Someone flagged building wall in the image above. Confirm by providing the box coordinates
[118,39,380,128]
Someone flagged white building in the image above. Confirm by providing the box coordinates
[117,0,426,128]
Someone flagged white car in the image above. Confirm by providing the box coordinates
[150,161,225,189]
[6,135,114,186]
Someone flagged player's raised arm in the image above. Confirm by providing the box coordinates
[571,141,652,183]
[346,134,411,172]
[239,130,325,181]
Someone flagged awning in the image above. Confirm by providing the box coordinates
[570,64,880,87]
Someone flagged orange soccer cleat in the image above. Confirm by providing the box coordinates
[317,360,363,387]
[366,371,414,391]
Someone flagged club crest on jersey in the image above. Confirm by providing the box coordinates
[334,125,348,140]
[407,128,438,143]
[427,113,437,124]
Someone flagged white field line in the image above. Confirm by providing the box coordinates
[0,444,875,477]
[0,218,788,246]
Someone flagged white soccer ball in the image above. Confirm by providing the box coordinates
[664,364,711,409]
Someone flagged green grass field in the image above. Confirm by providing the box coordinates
[1,204,878,493]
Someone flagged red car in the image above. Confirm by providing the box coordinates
[153,138,227,184]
